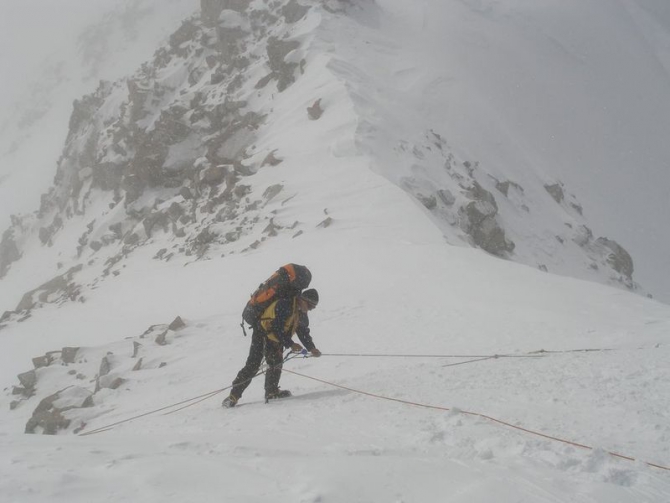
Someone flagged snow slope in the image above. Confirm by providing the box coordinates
[2,227,670,502]
[342,0,670,301]
[0,1,669,501]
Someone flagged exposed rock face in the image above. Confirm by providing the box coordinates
[15,265,84,312]
[62,347,80,364]
[545,183,565,204]
[168,316,186,331]
[459,182,514,257]
[0,227,21,279]
[0,0,645,322]
[25,386,93,435]
[282,0,310,23]
[597,237,634,282]
[394,130,639,292]
[307,99,323,120]
[18,371,37,392]
[0,1,321,313]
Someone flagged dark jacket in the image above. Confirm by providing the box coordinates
[259,297,315,350]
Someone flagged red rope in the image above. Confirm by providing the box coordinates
[281,368,670,472]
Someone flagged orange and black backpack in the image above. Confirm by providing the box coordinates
[241,264,312,333]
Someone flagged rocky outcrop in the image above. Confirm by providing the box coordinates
[15,265,83,313]
[596,237,634,282]
[307,99,323,120]
[459,182,514,257]
[8,317,185,434]
[0,227,21,279]
[266,37,301,91]
[544,183,565,204]
[0,0,319,307]
[25,386,93,435]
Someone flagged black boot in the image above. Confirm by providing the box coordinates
[265,389,292,401]
[222,394,239,408]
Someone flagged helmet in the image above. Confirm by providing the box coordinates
[301,288,319,307]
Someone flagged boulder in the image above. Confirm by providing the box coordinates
[61,347,80,364]
[25,386,93,435]
[168,316,186,331]
[596,237,634,280]
[32,356,50,369]
[132,341,142,358]
[307,99,323,120]
[18,370,37,391]
[282,0,310,23]
[460,182,514,256]
[544,183,564,204]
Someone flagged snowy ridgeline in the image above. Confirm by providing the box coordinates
[0,0,647,332]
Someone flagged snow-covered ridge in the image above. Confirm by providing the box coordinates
[0,0,646,327]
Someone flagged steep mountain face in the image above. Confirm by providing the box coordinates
[0,0,644,325]
[0,0,201,232]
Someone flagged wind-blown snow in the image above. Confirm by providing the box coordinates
[1,1,670,502]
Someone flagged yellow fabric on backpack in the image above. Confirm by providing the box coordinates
[260,297,299,343]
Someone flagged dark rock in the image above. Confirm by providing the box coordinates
[317,217,333,228]
[201,165,227,185]
[262,150,282,167]
[460,182,514,256]
[99,356,112,377]
[124,233,140,246]
[266,37,300,91]
[417,194,437,210]
[155,330,169,346]
[108,378,125,390]
[545,183,564,204]
[307,99,323,120]
[437,189,455,207]
[25,386,92,434]
[263,184,283,201]
[282,0,310,23]
[596,237,634,280]
[61,347,80,364]
[32,356,50,369]
[0,228,22,278]
[15,265,83,311]
[168,316,186,331]
[179,187,194,200]
[18,370,37,390]
[132,341,142,358]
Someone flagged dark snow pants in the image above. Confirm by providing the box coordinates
[230,326,284,399]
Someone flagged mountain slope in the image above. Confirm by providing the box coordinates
[0,0,658,326]
[1,1,670,501]
[0,0,200,232]
[2,230,670,501]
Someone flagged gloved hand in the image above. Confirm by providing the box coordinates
[290,342,303,352]
[310,348,322,357]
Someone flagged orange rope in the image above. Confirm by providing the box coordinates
[281,368,670,472]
